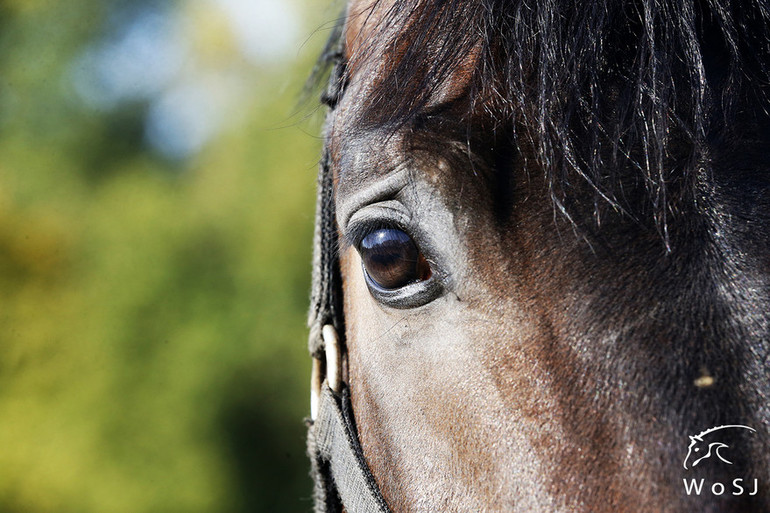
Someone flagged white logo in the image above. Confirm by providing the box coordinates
[683,424,756,470]
[681,424,760,497]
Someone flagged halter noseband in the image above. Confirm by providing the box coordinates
[306,42,392,513]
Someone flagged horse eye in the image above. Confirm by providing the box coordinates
[359,228,431,290]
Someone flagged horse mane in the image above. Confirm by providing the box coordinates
[314,0,770,242]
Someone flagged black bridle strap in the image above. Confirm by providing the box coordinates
[308,146,344,359]
[312,384,392,513]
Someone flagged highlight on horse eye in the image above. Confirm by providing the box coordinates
[359,228,431,290]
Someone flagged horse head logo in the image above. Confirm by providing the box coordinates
[683,425,756,470]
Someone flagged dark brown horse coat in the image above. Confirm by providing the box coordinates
[311,0,770,511]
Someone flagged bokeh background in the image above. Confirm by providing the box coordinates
[0,0,337,511]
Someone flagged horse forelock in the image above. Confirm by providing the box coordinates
[318,0,770,242]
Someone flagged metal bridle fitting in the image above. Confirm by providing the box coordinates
[311,324,342,421]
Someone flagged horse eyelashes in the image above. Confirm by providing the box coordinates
[359,228,431,291]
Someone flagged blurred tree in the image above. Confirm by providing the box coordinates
[0,0,331,511]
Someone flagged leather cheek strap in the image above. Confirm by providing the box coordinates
[310,383,392,513]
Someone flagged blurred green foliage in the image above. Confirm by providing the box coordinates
[0,0,331,511]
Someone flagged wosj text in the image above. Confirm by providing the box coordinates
[683,478,759,496]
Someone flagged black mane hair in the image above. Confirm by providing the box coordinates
[315,0,770,242]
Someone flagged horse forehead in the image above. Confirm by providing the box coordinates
[343,0,393,79]
[339,0,477,119]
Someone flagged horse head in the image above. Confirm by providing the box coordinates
[307,0,770,511]
[683,436,706,470]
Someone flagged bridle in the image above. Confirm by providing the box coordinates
[306,38,393,513]
[306,110,393,513]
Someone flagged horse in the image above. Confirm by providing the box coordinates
[305,1,770,511]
